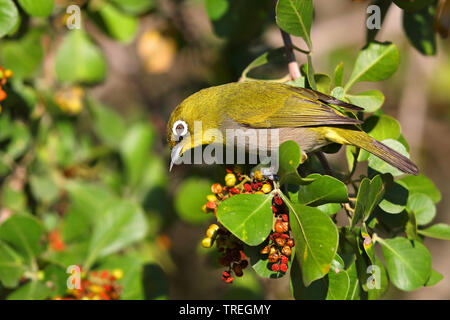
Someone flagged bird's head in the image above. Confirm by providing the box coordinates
[167,89,223,171]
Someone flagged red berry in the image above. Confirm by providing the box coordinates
[282,245,292,257]
[271,263,280,272]
[280,263,288,273]
[274,195,283,206]
[244,184,252,192]
[275,221,285,234]
[281,214,289,222]
[268,253,279,263]
[275,237,286,247]
[225,276,234,283]
[272,205,278,213]
[206,201,216,209]
[281,255,289,264]
[286,238,295,247]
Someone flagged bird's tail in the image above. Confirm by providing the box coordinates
[326,128,419,175]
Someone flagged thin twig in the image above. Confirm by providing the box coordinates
[314,151,335,177]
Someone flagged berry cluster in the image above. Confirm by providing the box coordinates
[260,193,294,273]
[203,223,249,284]
[54,268,123,300]
[0,66,13,112]
[202,168,273,216]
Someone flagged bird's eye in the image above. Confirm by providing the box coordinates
[172,120,188,139]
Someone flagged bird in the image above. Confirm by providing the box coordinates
[167,81,419,175]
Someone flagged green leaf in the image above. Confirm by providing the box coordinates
[7,280,51,300]
[0,241,26,288]
[120,123,155,187]
[0,0,18,38]
[405,209,419,240]
[88,98,127,149]
[84,200,148,269]
[346,90,385,113]
[0,215,43,264]
[403,1,437,55]
[110,0,154,15]
[305,55,316,90]
[241,48,285,79]
[406,193,436,226]
[368,139,410,177]
[98,3,138,43]
[378,237,431,291]
[316,203,341,215]
[29,174,59,204]
[1,185,26,212]
[326,258,350,300]
[282,195,338,286]
[18,0,53,17]
[44,265,68,297]
[205,0,229,20]
[0,29,44,79]
[276,0,313,49]
[314,73,331,94]
[345,42,400,92]
[333,62,344,87]
[393,0,433,11]
[378,174,409,214]
[345,261,360,300]
[397,174,441,204]
[418,223,450,240]
[351,175,385,228]
[331,86,346,100]
[6,121,31,159]
[55,29,106,84]
[297,174,348,206]
[217,194,273,246]
[425,269,443,287]
[367,255,389,300]
[175,177,214,224]
[278,140,313,185]
[362,114,401,141]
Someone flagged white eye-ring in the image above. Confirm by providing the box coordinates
[172,120,188,138]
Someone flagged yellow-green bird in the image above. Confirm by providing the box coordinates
[167,81,418,175]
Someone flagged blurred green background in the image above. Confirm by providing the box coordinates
[0,0,448,299]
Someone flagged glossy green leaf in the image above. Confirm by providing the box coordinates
[314,73,331,94]
[378,174,409,214]
[44,265,68,297]
[403,1,437,55]
[98,3,138,43]
[55,30,106,84]
[0,241,26,288]
[367,255,389,300]
[345,42,400,91]
[316,203,341,215]
[406,193,436,225]
[18,0,53,17]
[0,0,18,38]
[397,174,441,203]
[326,258,350,300]
[345,261,360,300]
[351,175,385,228]
[175,177,214,224]
[305,55,316,90]
[297,174,348,206]
[418,223,450,240]
[368,139,410,177]
[278,140,313,185]
[378,237,432,291]
[276,0,313,49]
[362,114,401,141]
[217,194,273,246]
[405,209,419,240]
[283,195,339,286]
[346,90,385,113]
[84,200,147,269]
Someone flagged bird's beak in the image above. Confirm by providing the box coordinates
[169,142,184,171]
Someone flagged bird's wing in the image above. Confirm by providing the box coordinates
[224,82,362,128]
